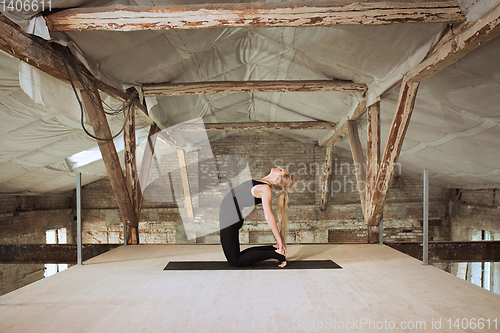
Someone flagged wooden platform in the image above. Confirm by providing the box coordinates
[1,244,499,332]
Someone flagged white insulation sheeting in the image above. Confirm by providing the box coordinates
[0,0,499,193]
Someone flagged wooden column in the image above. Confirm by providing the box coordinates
[320,145,334,211]
[81,84,138,229]
[366,102,381,243]
[124,105,139,244]
[366,80,420,226]
[346,120,366,215]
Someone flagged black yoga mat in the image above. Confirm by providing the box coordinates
[164,260,341,270]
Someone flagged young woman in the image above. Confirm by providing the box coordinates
[219,167,296,267]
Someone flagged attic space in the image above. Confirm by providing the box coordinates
[1,1,500,331]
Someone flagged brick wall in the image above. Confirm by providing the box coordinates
[78,131,451,245]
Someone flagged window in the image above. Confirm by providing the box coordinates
[44,228,68,278]
[456,228,498,295]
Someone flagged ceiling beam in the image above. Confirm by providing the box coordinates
[0,13,155,127]
[82,83,139,229]
[320,97,367,146]
[405,3,500,82]
[44,1,465,32]
[175,121,335,131]
[387,241,500,262]
[143,80,367,96]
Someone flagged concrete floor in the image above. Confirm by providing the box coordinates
[1,244,499,332]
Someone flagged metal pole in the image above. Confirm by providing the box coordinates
[423,169,429,265]
[379,218,384,245]
[76,172,82,265]
[124,220,128,246]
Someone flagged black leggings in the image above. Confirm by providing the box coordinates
[220,219,286,267]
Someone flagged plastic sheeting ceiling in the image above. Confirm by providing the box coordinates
[0,0,499,194]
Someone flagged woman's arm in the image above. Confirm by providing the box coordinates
[252,185,286,256]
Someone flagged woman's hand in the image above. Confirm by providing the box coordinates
[275,240,287,257]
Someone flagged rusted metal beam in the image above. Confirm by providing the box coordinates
[0,244,121,264]
[386,241,500,262]
[143,80,367,96]
[44,1,465,32]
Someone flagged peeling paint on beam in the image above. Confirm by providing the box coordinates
[0,244,120,264]
[143,80,367,97]
[44,1,465,32]
[175,121,336,131]
[406,4,500,82]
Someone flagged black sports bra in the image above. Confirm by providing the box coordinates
[252,179,271,205]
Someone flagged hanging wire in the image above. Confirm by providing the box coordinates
[56,46,136,141]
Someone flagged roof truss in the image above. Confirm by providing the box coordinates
[44,1,465,32]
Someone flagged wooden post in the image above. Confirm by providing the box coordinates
[124,104,139,244]
[365,102,381,243]
[320,145,334,211]
[367,80,420,226]
[81,84,138,229]
[177,149,194,219]
[346,120,366,215]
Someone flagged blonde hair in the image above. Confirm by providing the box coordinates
[271,172,296,247]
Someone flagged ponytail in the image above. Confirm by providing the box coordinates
[274,172,295,247]
[277,190,289,247]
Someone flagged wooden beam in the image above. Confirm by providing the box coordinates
[366,80,420,225]
[346,120,367,216]
[0,244,120,264]
[143,80,367,96]
[124,104,139,244]
[0,13,154,127]
[320,97,367,146]
[319,145,334,211]
[176,121,335,131]
[365,102,381,219]
[406,3,500,83]
[386,241,500,262]
[44,1,465,32]
[81,84,139,228]
[363,4,500,228]
[177,149,194,219]
[365,102,381,243]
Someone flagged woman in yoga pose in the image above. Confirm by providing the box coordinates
[219,166,295,267]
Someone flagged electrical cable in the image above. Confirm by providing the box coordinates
[56,46,135,141]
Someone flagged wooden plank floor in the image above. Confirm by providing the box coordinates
[1,244,499,332]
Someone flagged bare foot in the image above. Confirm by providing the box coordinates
[278,261,287,268]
